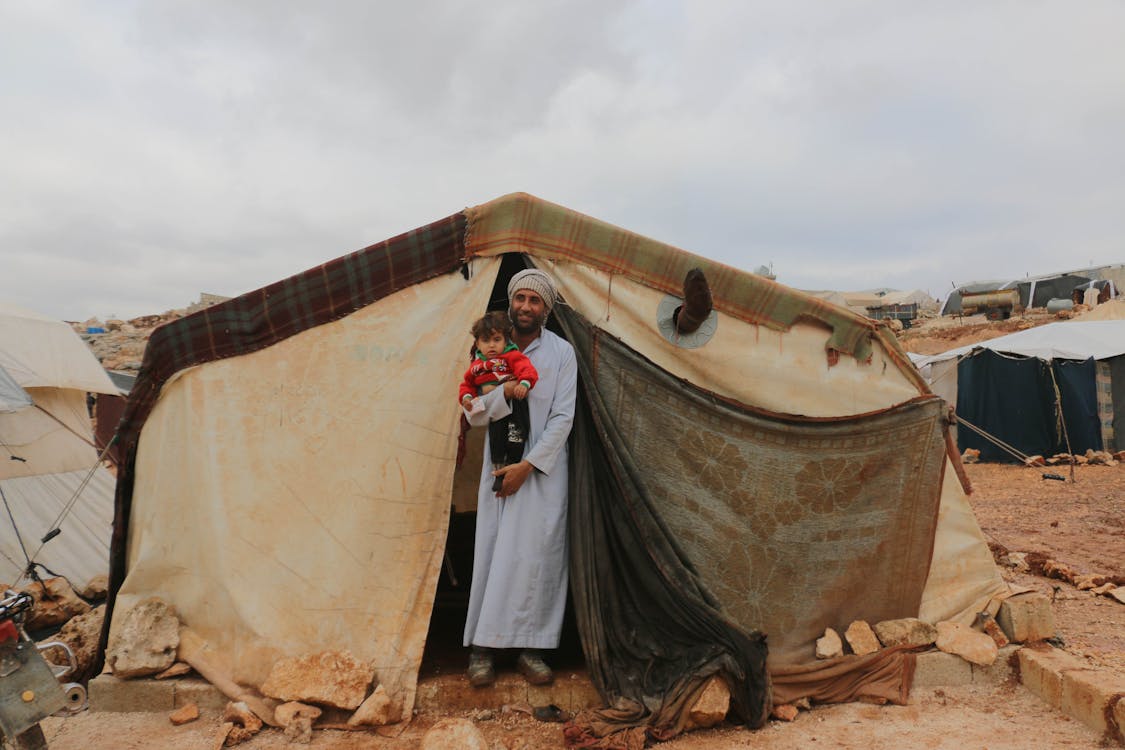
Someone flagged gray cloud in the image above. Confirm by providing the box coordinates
[2,1,1123,320]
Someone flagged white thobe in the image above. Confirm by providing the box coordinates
[462,328,577,649]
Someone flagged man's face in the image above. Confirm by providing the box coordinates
[475,330,507,359]
[510,289,547,334]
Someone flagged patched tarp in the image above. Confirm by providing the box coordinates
[103,192,1005,732]
[564,314,947,670]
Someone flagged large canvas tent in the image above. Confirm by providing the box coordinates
[912,320,1125,461]
[102,194,1006,735]
[0,303,118,587]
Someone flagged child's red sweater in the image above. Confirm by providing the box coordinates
[459,344,538,402]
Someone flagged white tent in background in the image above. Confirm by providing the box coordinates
[0,303,118,587]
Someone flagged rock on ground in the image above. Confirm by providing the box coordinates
[20,577,91,631]
[935,621,998,666]
[685,676,729,730]
[261,650,373,711]
[346,684,393,727]
[420,718,488,750]
[39,605,104,682]
[106,598,179,678]
[816,628,843,659]
[845,620,880,656]
[874,618,938,648]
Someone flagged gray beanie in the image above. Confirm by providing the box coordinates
[507,269,558,311]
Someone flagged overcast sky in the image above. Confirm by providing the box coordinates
[3,1,1124,321]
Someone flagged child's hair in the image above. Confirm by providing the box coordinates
[470,310,513,341]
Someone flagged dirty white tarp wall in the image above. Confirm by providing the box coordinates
[113,263,498,718]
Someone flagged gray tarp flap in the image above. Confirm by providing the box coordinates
[560,308,771,746]
[0,365,32,414]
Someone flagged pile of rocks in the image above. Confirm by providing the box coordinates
[7,574,110,683]
[73,312,183,372]
[762,601,1051,723]
[961,448,1125,467]
[814,616,1006,665]
[1026,450,1125,467]
[104,597,400,746]
[997,550,1125,605]
[73,293,230,372]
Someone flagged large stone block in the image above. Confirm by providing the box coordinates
[89,674,174,712]
[997,593,1056,643]
[1060,667,1125,738]
[912,651,972,688]
[1016,646,1085,709]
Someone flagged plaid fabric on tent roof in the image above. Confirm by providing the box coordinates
[115,212,466,459]
[100,212,466,671]
[464,192,920,376]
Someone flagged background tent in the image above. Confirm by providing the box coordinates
[1003,273,1094,309]
[103,194,1005,734]
[940,281,1007,316]
[912,320,1125,460]
[0,303,118,587]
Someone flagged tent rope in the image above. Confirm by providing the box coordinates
[23,435,117,578]
[955,416,1033,464]
[0,484,33,573]
[1046,365,1077,483]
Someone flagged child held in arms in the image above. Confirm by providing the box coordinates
[459,311,538,492]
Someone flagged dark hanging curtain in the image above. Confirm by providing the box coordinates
[957,350,1056,461]
[957,350,1102,461]
[557,306,771,746]
[1052,358,1101,454]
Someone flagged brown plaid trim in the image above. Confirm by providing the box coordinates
[116,212,466,457]
[464,192,923,385]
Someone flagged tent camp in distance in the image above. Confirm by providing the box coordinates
[101,193,1007,739]
[912,319,1125,462]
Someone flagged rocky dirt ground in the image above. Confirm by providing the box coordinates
[35,306,1120,748]
[34,462,1120,748]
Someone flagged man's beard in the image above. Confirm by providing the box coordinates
[509,306,546,335]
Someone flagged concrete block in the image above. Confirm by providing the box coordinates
[971,644,1020,685]
[1017,646,1086,709]
[89,674,174,712]
[173,677,227,712]
[997,592,1056,643]
[912,650,972,688]
[1060,667,1125,738]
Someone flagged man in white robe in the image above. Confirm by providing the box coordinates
[463,268,577,686]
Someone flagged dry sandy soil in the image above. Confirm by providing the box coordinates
[33,461,1121,749]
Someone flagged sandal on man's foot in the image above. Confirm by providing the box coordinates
[517,650,554,685]
[467,651,495,687]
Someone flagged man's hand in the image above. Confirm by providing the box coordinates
[492,460,533,497]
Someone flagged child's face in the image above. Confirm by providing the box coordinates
[476,330,507,358]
